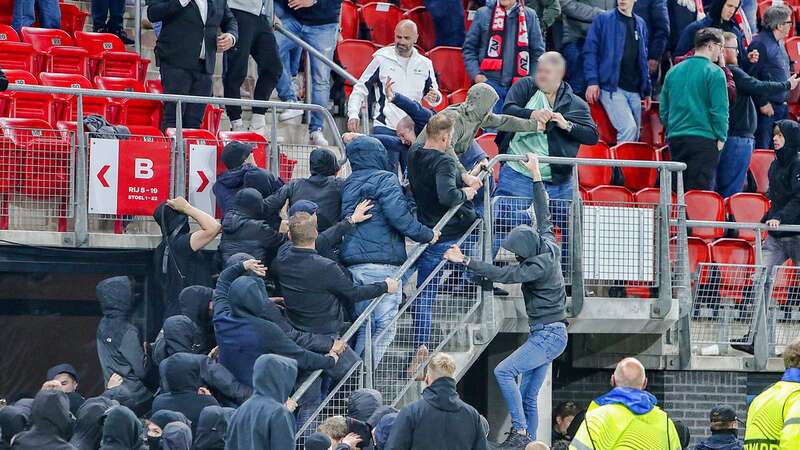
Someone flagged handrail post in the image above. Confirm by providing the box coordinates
[74,94,88,246]
[175,101,186,197]
[135,0,142,55]
[568,165,585,317]
[270,108,280,173]
[476,174,494,343]
[304,53,312,125]
[653,167,673,319]
[753,231,769,370]
[364,319,374,389]
[675,171,692,369]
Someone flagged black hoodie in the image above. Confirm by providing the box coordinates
[152,316,203,366]
[11,390,76,450]
[70,397,118,450]
[242,169,284,230]
[225,354,297,450]
[151,354,219,434]
[766,120,800,237]
[177,286,214,353]
[384,377,487,450]
[219,188,287,265]
[98,406,143,450]
[192,406,234,450]
[0,406,28,450]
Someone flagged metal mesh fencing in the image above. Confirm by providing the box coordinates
[669,204,690,294]
[768,265,800,352]
[295,362,364,447]
[690,263,766,346]
[278,143,350,180]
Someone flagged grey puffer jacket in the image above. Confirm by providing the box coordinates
[560,0,615,44]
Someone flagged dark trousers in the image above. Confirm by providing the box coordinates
[755,102,788,149]
[668,136,720,191]
[160,60,212,130]
[424,0,465,47]
[91,0,124,31]
[562,40,586,97]
[223,10,283,121]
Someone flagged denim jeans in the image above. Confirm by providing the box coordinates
[351,263,402,365]
[599,88,641,143]
[494,322,567,436]
[716,136,755,199]
[764,235,800,276]
[755,102,788,149]
[486,79,510,115]
[274,12,338,131]
[424,0,465,47]
[12,0,60,31]
[562,40,586,97]
[413,240,455,348]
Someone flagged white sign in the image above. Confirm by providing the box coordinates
[188,144,218,216]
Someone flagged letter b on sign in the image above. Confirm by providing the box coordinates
[135,158,154,179]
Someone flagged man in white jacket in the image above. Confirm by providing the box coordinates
[347,20,442,136]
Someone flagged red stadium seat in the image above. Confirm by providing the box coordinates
[39,72,112,122]
[0,41,37,73]
[0,69,55,124]
[125,125,164,138]
[587,185,634,203]
[448,88,468,105]
[0,0,12,24]
[201,105,224,136]
[612,142,658,190]
[475,132,499,181]
[639,102,664,148]
[672,236,711,285]
[404,7,436,51]
[726,192,771,242]
[59,3,90,36]
[685,190,725,240]
[634,187,677,205]
[709,238,756,301]
[21,27,90,76]
[94,76,162,128]
[749,148,775,194]
[360,2,404,46]
[217,131,269,173]
[340,1,360,40]
[74,31,150,80]
[576,142,612,188]
[336,39,378,97]
[787,36,800,69]
[145,79,164,94]
[400,0,424,9]
[0,69,37,116]
[589,102,616,145]
[427,46,470,93]
[0,23,19,41]
[421,93,448,112]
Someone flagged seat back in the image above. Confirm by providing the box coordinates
[639,102,664,148]
[709,238,756,300]
[40,72,109,121]
[448,88,468,105]
[749,148,775,194]
[39,72,93,89]
[3,69,38,86]
[94,75,145,92]
[0,42,37,72]
[589,102,616,145]
[587,185,634,203]
[576,143,612,188]
[0,23,19,41]
[217,131,269,173]
[336,39,378,90]
[74,31,127,56]
[726,192,771,242]
[404,7,436,51]
[21,27,75,51]
[683,236,712,284]
[475,132,499,181]
[788,36,800,71]
[0,118,54,147]
[685,190,725,239]
[427,46,470,93]
[59,3,90,36]
[340,1,360,40]
[360,2,404,46]
[613,142,658,190]
[634,187,677,205]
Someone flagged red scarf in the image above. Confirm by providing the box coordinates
[479,1,530,83]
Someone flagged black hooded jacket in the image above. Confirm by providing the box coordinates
[384,377,487,450]
[98,406,143,450]
[11,390,76,450]
[69,397,118,450]
[161,423,192,450]
[242,169,284,230]
[152,316,202,366]
[219,188,287,265]
[151,353,220,434]
[766,120,800,237]
[0,407,28,450]
[178,286,215,353]
[225,355,297,450]
[347,389,383,423]
[192,406,234,450]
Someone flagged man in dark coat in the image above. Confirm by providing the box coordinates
[693,405,743,450]
[161,423,192,450]
[69,397,118,450]
[45,364,85,415]
[177,285,215,353]
[384,353,487,450]
[242,169,284,230]
[213,142,262,216]
[762,120,800,274]
[10,390,75,450]
[0,406,28,450]
[151,353,220,434]
[218,188,286,266]
[225,354,297,450]
[98,406,143,450]
[193,406,235,450]
[347,389,383,424]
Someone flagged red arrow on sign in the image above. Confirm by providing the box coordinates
[197,171,209,192]
[97,165,111,187]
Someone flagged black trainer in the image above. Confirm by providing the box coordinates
[497,428,531,449]
[730,335,754,355]
[112,29,135,45]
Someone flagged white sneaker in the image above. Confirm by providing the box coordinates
[279,109,303,122]
[231,119,246,132]
[250,114,267,136]
[309,130,329,146]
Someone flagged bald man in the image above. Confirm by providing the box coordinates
[347,19,442,136]
[569,358,681,450]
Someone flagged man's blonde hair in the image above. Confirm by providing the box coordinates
[426,352,457,381]
[319,415,348,440]
[785,338,800,369]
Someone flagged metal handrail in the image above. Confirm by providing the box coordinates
[686,220,800,233]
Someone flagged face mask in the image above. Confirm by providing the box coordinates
[147,435,162,450]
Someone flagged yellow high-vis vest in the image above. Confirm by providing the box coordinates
[744,380,800,450]
[569,401,681,450]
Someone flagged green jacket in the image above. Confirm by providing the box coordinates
[660,56,729,142]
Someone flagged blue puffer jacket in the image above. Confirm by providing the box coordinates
[583,9,652,97]
[340,136,434,267]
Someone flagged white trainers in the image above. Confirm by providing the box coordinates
[250,114,267,136]
[279,109,303,122]
[309,130,329,146]
[230,119,246,132]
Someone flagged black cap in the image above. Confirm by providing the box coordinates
[221,141,254,169]
[288,200,318,217]
[46,363,79,383]
[710,405,739,423]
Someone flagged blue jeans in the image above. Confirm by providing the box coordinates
[274,12,338,132]
[716,136,755,199]
[486,80,510,115]
[562,40,586,97]
[351,263,402,365]
[494,322,568,436]
[424,0,465,47]
[12,0,60,31]
[755,102,788,149]
[599,89,641,143]
[413,240,456,348]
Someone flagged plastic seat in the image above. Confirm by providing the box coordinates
[671,236,712,285]
[1,69,55,124]
[634,187,677,205]
[21,27,90,76]
[448,88,468,105]
[726,192,771,242]
[788,36,800,69]
[685,190,725,240]
[587,185,634,203]
[749,148,775,194]
[475,132,499,181]
[709,238,756,301]
[612,142,658,190]
[0,23,19,41]
[336,39,378,97]
[340,1,360,40]
[589,102,616,145]
[201,105,224,136]
[400,0,425,9]
[217,131,269,173]
[577,143,612,188]
[94,76,162,128]
[404,7,436,51]
[0,41,37,73]
[427,46,470,93]
[0,0,12,24]
[75,31,150,81]
[360,2,404,46]
[59,3,90,36]
[0,69,37,116]
[639,102,664,148]
[40,72,112,122]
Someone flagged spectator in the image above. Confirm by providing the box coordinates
[347,389,383,424]
[718,31,799,198]
[0,406,28,450]
[319,416,348,444]
[305,432,332,450]
[569,358,681,450]
[161,422,192,450]
[374,413,398,450]
[69,397,117,450]
[347,20,442,135]
[694,405,743,450]
[147,0,237,130]
[218,188,287,266]
[271,212,398,335]
[95,276,151,415]
[151,353,220,433]
[633,0,670,81]
[177,286,215,353]
[584,0,652,143]
[10,390,75,450]
[222,0,283,135]
[242,169,284,230]
[97,406,142,450]
[11,0,59,32]
[225,354,297,450]
[552,401,579,443]
[151,315,203,366]
[675,0,752,59]
[213,142,261,216]
[762,120,800,273]
[317,417,364,450]
[445,154,567,447]
[384,353,487,450]
[263,148,343,231]
[529,0,561,35]
[285,199,374,261]
[667,0,702,56]
[92,0,130,44]
[744,338,800,448]
[193,406,234,450]
[340,136,438,363]
[146,411,190,449]
[560,0,615,96]
[153,197,220,317]
[426,0,466,47]
[463,0,546,112]
[660,27,729,191]
[749,5,794,149]
[45,364,84,415]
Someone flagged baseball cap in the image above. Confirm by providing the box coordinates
[221,141,254,169]
[710,405,741,423]
[288,200,318,217]
[46,363,79,383]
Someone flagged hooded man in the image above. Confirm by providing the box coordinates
[675,0,753,59]
[225,354,297,450]
[95,276,152,415]
[151,354,220,434]
[445,154,567,447]
[152,316,203,366]
[762,120,800,274]
[46,364,86,415]
[0,406,28,450]
[218,188,287,266]
[242,169,284,231]
[69,397,119,450]
[177,286,215,354]
[161,423,192,450]
[213,142,262,216]
[193,406,235,450]
[11,390,75,450]
[98,406,143,450]
[347,389,383,424]
[147,411,190,450]
[263,148,343,232]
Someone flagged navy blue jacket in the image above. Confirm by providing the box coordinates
[693,430,743,450]
[748,31,792,104]
[212,164,263,218]
[340,136,434,267]
[675,15,746,58]
[583,9,652,97]
[393,94,434,134]
[633,0,670,60]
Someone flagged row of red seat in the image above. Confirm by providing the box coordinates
[0,1,88,35]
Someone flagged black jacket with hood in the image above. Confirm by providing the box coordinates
[161,423,192,450]
[98,406,143,450]
[95,277,152,414]
[765,120,800,238]
[384,377,487,450]
[225,354,297,450]
[467,181,567,326]
[177,286,215,353]
[0,406,28,450]
[69,397,118,450]
[11,390,76,450]
[219,188,287,266]
[242,168,284,231]
[151,353,220,434]
[212,163,263,217]
[193,406,234,450]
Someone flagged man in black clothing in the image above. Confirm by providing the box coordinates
[45,364,85,415]
[218,187,286,266]
[10,390,75,450]
[151,353,220,434]
[147,0,238,130]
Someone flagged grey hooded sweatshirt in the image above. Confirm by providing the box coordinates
[466,180,567,326]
